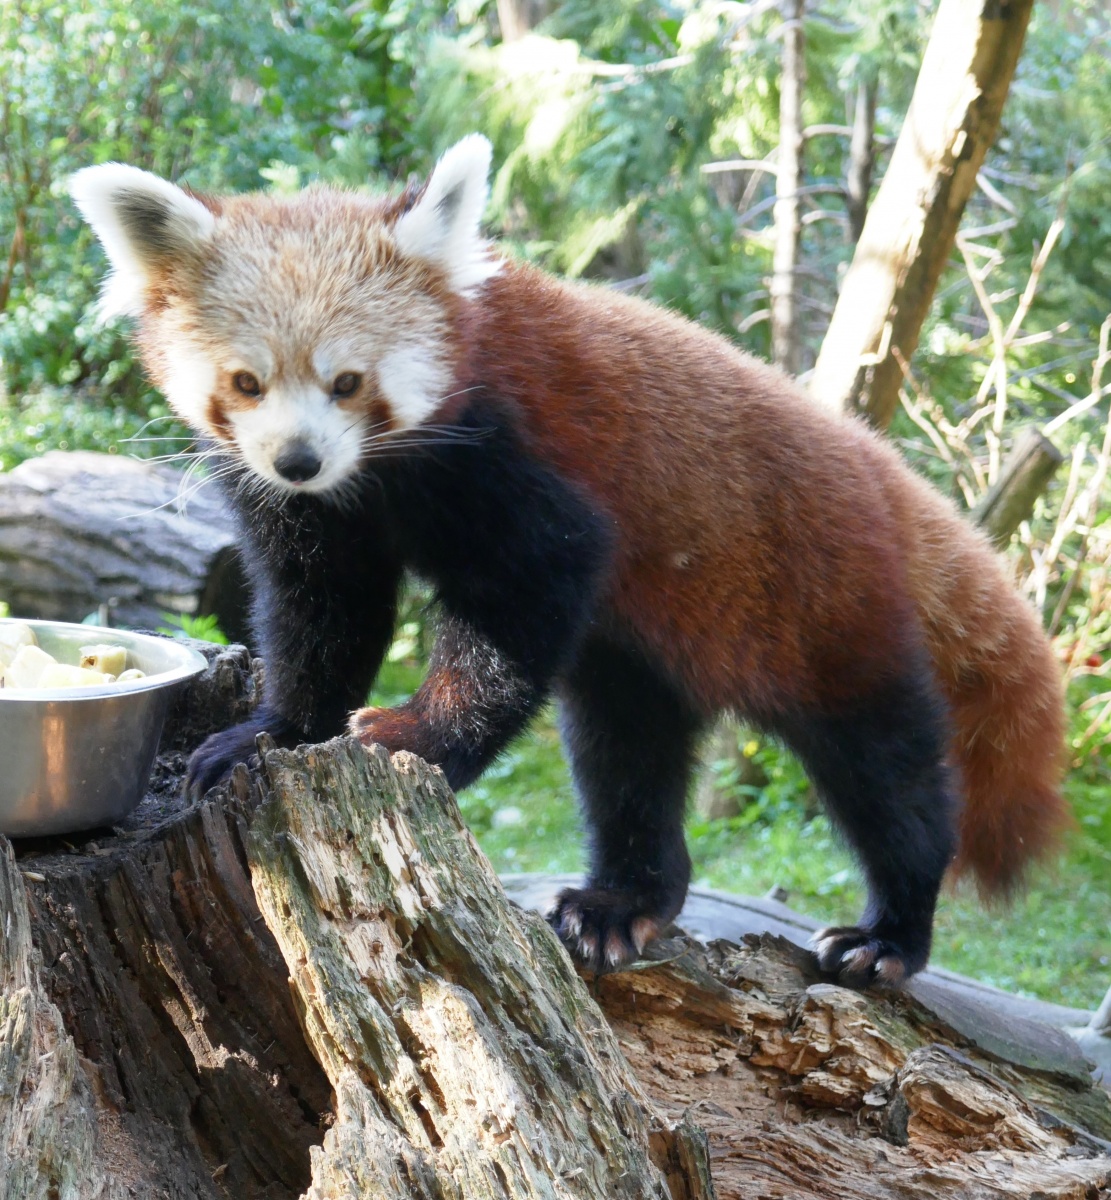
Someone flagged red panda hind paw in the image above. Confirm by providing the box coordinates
[548,887,665,974]
[811,926,923,990]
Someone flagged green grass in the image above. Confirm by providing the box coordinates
[371,660,1111,1012]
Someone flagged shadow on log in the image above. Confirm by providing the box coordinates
[3,648,1111,1198]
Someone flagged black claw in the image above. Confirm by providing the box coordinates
[183,711,297,800]
[812,924,928,989]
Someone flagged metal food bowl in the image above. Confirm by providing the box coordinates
[0,619,208,836]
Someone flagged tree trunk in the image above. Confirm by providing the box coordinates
[1,839,108,1199]
[496,0,553,42]
[5,647,1111,1198]
[770,0,806,376]
[0,450,247,639]
[246,736,704,1198]
[845,75,877,244]
[810,0,1036,426]
[7,644,329,1199]
[590,935,1111,1199]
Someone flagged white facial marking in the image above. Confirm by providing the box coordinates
[228,342,275,384]
[230,385,362,494]
[394,134,502,297]
[161,343,218,430]
[312,339,368,386]
[72,159,479,484]
[377,343,451,429]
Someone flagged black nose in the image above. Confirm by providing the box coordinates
[274,441,322,483]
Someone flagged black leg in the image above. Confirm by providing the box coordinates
[350,397,613,793]
[550,636,704,971]
[349,609,549,791]
[775,666,958,987]
[186,473,403,798]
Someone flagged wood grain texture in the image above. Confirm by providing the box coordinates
[245,736,701,1199]
[0,839,111,1200]
[12,644,329,1199]
[591,933,1111,1199]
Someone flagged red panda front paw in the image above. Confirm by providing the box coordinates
[348,705,389,743]
[811,925,928,989]
[348,704,421,753]
[548,887,669,973]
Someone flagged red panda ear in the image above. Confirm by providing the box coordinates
[69,164,216,319]
[394,134,501,297]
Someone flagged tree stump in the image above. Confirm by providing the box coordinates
[0,451,247,639]
[4,646,1111,1199]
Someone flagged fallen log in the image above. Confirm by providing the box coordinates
[4,646,1111,1198]
[0,451,246,638]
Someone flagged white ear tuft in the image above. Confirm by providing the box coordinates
[69,164,216,319]
[394,134,500,297]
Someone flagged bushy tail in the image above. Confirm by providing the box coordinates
[900,475,1070,895]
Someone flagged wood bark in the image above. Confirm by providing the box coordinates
[247,736,708,1198]
[1,839,109,1200]
[592,935,1111,1198]
[845,75,877,244]
[810,0,1036,426]
[4,646,1111,1198]
[9,643,330,1198]
[971,426,1065,546]
[0,450,247,639]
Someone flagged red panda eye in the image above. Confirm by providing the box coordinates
[332,372,361,398]
[232,371,261,397]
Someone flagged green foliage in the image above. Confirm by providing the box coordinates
[0,0,459,461]
[158,612,229,645]
[0,385,173,471]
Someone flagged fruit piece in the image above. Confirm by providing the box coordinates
[79,644,128,675]
[0,622,37,669]
[116,668,147,683]
[37,663,113,688]
[3,644,57,688]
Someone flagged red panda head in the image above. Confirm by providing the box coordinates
[70,136,500,495]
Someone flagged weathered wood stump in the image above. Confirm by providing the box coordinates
[0,451,246,638]
[3,646,1111,1199]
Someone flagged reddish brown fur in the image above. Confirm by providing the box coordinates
[204,394,233,441]
[450,263,1068,894]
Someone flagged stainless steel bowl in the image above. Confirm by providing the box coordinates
[0,619,208,836]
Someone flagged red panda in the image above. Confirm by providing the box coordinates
[71,135,1068,986]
